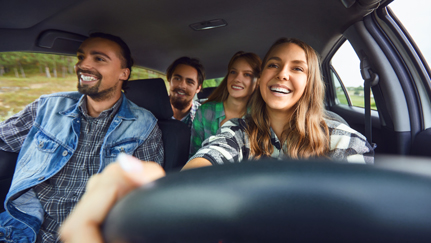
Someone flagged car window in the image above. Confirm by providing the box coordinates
[330,41,377,110]
[0,52,166,122]
[203,77,223,88]
[389,0,431,67]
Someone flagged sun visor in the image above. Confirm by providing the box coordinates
[36,30,87,53]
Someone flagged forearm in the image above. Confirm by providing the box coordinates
[182,157,212,170]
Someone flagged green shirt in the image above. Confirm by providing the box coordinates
[190,101,225,157]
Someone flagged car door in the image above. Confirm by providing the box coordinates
[322,1,431,157]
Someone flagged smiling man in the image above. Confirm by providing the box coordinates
[0,33,164,243]
[167,57,205,128]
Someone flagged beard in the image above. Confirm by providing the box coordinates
[170,88,193,110]
[77,68,117,101]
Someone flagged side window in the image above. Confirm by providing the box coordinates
[0,52,165,122]
[330,41,377,110]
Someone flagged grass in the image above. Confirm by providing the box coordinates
[0,75,77,121]
[336,91,377,110]
[0,68,168,122]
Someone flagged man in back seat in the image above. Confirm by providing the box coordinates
[0,32,164,242]
[167,57,205,128]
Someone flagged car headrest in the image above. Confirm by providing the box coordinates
[103,158,431,242]
[126,79,173,120]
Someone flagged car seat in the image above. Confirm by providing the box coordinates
[126,78,191,173]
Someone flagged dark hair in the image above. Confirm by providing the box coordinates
[89,32,134,91]
[166,57,206,87]
[205,51,261,103]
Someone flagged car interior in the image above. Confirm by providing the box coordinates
[1,0,431,240]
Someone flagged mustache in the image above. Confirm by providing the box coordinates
[172,88,191,96]
[76,68,102,80]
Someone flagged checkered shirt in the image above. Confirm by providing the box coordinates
[190,101,225,157]
[189,117,374,165]
[0,95,164,243]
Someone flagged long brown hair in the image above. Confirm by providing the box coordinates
[246,38,329,159]
[205,51,262,103]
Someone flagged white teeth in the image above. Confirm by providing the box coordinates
[177,91,185,95]
[232,85,244,90]
[270,86,290,94]
[80,74,97,82]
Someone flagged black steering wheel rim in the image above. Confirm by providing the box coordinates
[103,158,431,243]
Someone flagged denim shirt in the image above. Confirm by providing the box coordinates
[0,91,157,243]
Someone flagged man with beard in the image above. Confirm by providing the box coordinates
[0,33,164,243]
[166,57,205,128]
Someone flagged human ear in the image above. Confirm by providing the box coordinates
[119,68,130,81]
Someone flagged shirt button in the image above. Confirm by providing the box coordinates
[39,142,44,148]
[38,177,44,181]
[62,150,68,156]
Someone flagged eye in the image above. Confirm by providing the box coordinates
[76,55,84,61]
[244,73,253,78]
[294,67,304,72]
[187,80,195,85]
[229,70,237,75]
[95,56,105,62]
[267,63,278,68]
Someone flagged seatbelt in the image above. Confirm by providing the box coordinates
[360,56,378,149]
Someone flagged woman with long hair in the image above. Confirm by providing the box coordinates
[185,38,373,169]
[190,51,262,156]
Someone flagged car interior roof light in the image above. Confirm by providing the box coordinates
[189,19,227,31]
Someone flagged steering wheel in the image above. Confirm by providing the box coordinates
[102,158,431,242]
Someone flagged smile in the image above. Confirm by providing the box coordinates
[270,86,291,94]
[79,73,99,82]
[231,85,244,90]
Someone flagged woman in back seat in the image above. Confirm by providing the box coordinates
[190,51,261,157]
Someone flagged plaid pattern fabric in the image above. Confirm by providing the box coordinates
[0,100,39,152]
[189,117,374,165]
[179,100,201,128]
[190,101,225,157]
[1,96,164,243]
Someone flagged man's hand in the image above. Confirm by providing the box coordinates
[59,153,165,243]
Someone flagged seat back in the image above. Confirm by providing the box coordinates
[197,87,216,103]
[126,79,190,172]
[0,150,18,212]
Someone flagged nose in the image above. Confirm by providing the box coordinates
[277,66,289,81]
[178,78,186,88]
[76,57,91,70]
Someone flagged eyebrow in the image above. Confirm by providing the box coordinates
[231,67,253,73]
[267,57,307,66]
[76,49,112,60]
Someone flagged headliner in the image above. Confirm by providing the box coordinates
[0,0,384,78]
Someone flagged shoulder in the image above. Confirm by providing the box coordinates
[193,100,201,109]
[39,91,82,102]
[200,101,219,110]
[196,101,222,117]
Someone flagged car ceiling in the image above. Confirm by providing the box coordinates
[0,0,384,79]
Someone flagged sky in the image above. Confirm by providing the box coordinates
[331,0,431,88]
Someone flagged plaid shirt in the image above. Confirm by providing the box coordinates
[0,95,164,243]
[190,101,225,157]
[174,100,201,129]
[189,117,374,164]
